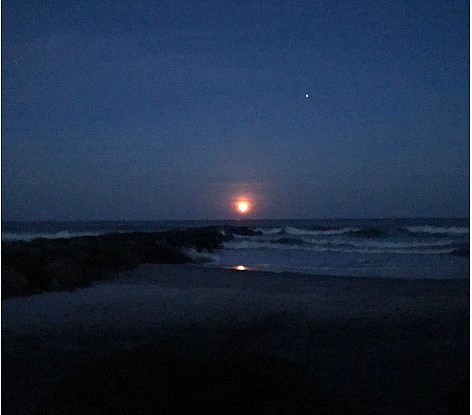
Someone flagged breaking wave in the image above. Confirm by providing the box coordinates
[402,226,469,235]
[2,230,105,242]
[185,248,220,264]
[256,226,361,237]
[223,239,468,255]
[256,225,470,238]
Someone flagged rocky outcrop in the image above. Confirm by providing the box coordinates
[1,226,254,298]
[1,266,31,298]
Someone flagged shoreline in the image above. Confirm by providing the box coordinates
[2,218,469,298]
[203,262,470,281]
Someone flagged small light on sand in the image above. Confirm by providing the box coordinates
[236,265,246,271]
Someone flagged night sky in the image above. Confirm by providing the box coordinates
[2,0,469,220]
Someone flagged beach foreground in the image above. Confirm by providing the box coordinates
[2,264,469,414]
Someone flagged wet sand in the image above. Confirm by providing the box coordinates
[2,264,469,414]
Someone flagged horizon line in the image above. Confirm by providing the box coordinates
[1,216,469,223]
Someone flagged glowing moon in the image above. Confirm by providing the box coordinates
[237,201,249,213]
[305,93,309,98]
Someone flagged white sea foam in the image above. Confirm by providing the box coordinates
[222,240,459,255]
[254,226,362,236]
[301,237,458,249]
[403,226,469,235]
[282,226,361,236]
[1,230,104,242]
[228,235,460,251]
[256,227,283,235]
[185,248,220,264]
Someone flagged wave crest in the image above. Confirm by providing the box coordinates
[402,226,469,235]
[2,230,104,242]
[282,226,361,236]
[223,238,468,255]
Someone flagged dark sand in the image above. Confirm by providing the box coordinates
[2,265,469,414]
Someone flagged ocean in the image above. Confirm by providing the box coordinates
[2,218,469,279]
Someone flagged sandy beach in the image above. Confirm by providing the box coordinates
[2,264,469,414]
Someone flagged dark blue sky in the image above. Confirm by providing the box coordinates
[2,0,469,220]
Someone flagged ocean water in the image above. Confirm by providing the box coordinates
[2,218,469,279]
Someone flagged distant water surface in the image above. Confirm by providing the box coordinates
[2,218,469,279]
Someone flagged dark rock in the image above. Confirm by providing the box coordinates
[2,247,51,291]
[1,227,234,298]
[143,242,191,264]
[1,266,32,298]
[46,257,91,290]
